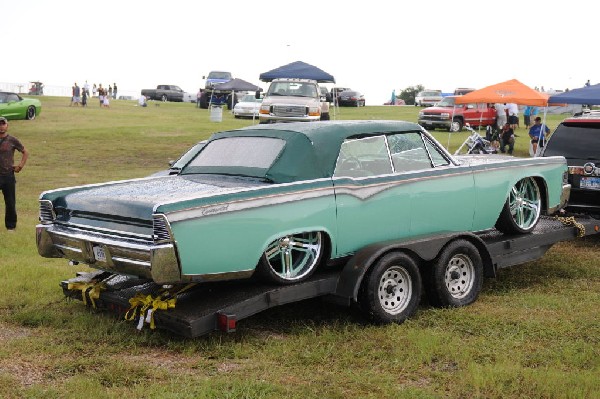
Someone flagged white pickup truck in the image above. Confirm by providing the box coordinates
[258,78,331,123]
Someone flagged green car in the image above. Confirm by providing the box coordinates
[0,92,42,120]
[37,121,570,286]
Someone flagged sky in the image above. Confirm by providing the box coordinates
[4,0,599,104]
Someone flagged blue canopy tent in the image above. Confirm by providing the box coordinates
[259,61,337,119]
[259,61,335,83]
[548,84,600,105]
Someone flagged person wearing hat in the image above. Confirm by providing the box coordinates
[528,116,550,156]
[0,117,29,231]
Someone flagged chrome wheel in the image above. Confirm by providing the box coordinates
[444,254,475,299]
[378,266,412,315]
[509,177,541,231]
[262,232,323,283]
[161,94,168,102]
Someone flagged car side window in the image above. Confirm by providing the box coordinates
[334,136,392,178]
[387,132,433,172]
[423,136,450,167]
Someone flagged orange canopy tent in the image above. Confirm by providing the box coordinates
[454,79,549,106]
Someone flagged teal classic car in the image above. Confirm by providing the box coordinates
[0,92,42,120]
[37,121,570,288]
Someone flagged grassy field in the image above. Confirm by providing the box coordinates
[0,97,598,399]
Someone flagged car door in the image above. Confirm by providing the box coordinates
[332,131,475,257]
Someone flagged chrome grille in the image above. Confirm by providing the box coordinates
[153,214,172,243]
[272,105,307,118]
[39,200,56,223]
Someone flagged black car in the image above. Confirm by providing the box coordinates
[337,90,366,107]
[542,113,600,217]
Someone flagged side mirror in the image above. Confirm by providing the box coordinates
[255,90,261,99]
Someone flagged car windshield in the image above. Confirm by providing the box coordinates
[268,82,317,97]
[240,94,259,102]
[182,136,285,178]
[544,122,600,160]
[435,97,455,107]
[208,72,231,80]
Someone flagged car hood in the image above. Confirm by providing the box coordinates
[44,175,269,223]
[262,95,319,106]
[421,104,455,113]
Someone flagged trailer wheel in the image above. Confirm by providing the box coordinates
[358,252,422,324]
[424,239,483,308]
[495,177,541,234]
[256,231,324,285]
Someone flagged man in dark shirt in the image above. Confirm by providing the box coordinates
[0,117,29,230]
[499,123,515,155]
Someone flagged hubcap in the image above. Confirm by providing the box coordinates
[445,254,474,299]
[378,266,412,315]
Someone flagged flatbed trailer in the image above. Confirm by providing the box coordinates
[60,216,600,338]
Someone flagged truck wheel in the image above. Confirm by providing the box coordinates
[424,239,483,308]
[256,231,324,285]
[449,118,463,132]
[358,252,422,324]
[495,177,541,234]
[161,94,168,102]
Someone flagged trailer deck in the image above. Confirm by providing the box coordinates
[60,216,599,338]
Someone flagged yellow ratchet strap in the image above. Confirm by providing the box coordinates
[124,283,196,330]
[67,281,106,308]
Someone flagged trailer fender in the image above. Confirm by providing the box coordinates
[333,232,494,303]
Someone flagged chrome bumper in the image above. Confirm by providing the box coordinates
[36,224,181,284]
[548,184,571,214]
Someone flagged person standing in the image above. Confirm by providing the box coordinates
[529,116,550,156]
[0,117,29,231]
[506,103,519,130]
[494,103,507,129]
[113,83,118,99]
[523,105,533,129]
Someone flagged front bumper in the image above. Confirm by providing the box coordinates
[36,224,181,284]
[418,118,451,129]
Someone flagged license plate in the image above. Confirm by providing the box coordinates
[580,176,600,190]
[93,246,107,262]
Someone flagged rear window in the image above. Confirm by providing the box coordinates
[544,122,600,159]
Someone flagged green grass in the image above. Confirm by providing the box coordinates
[0,97,598,398]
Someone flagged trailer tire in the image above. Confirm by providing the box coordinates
[358,252,422,324]
[424,239,483,308]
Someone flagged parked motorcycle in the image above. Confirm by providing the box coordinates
[454,124,498,155]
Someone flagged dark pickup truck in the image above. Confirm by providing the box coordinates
[141,85,189,102]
